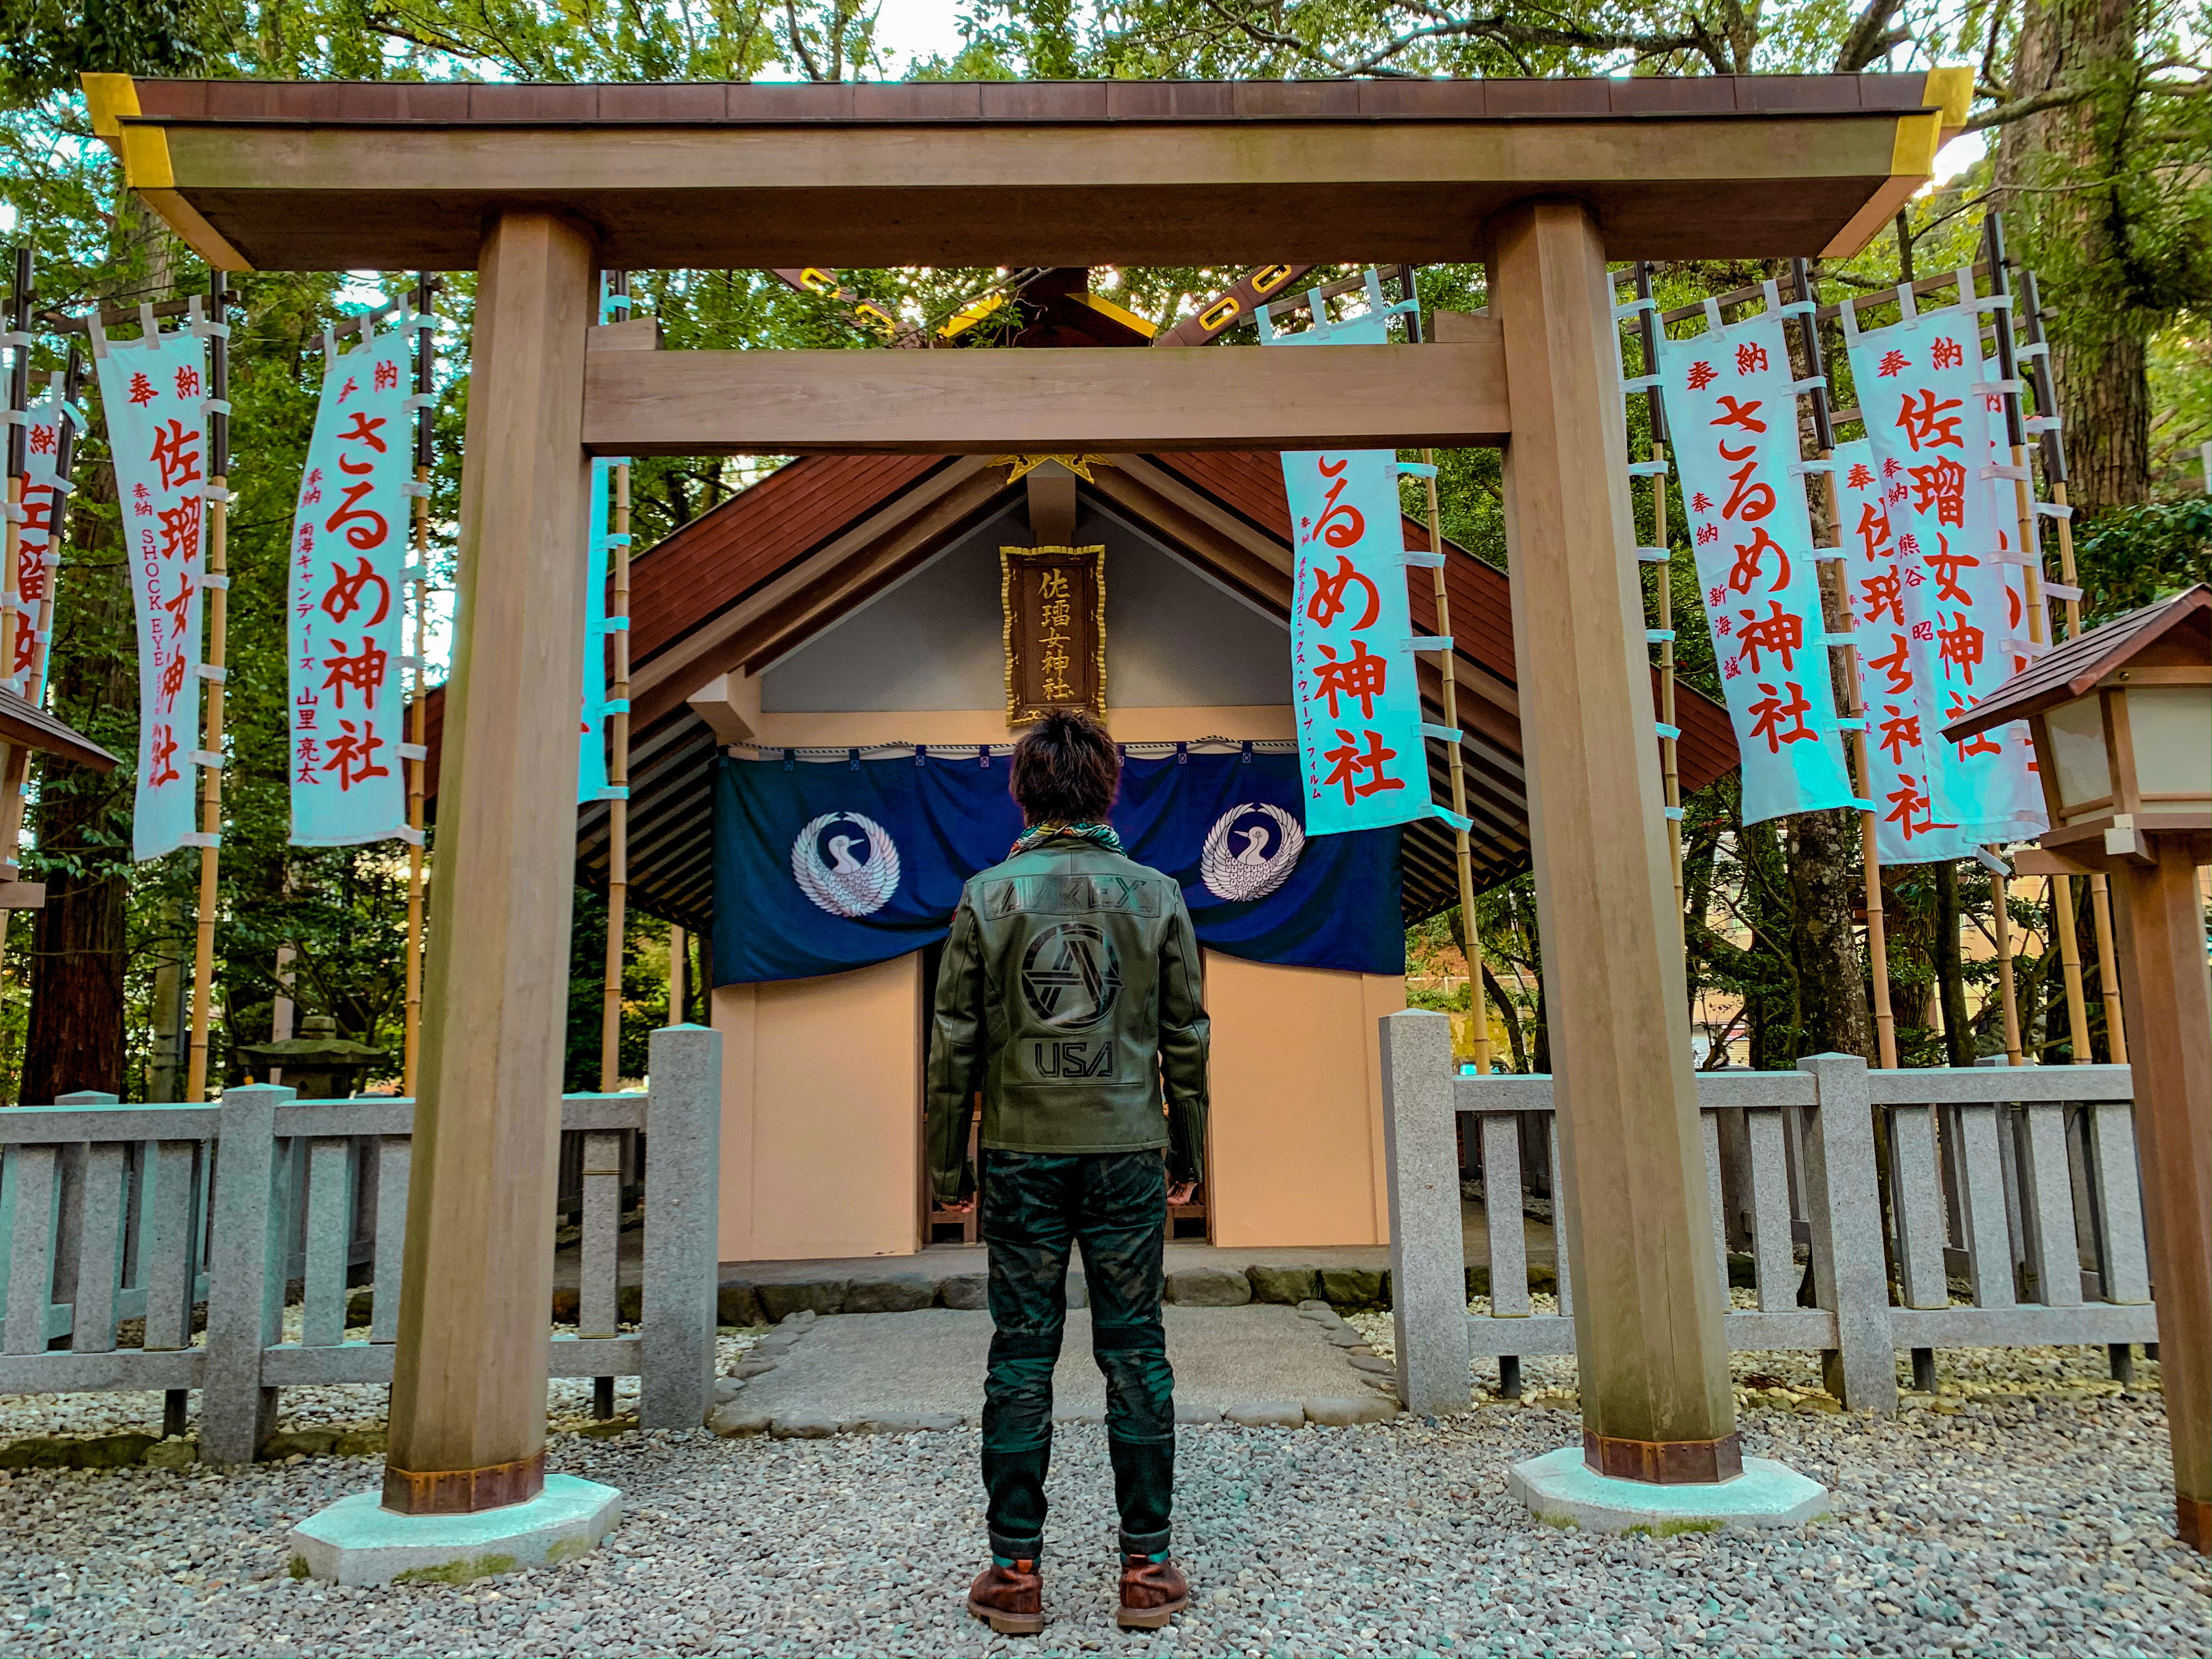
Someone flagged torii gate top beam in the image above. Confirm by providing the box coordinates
[85,71,1969,274]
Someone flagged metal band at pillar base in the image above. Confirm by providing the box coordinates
[1583,1429,1743,1485]
[2180,1495,2211,1556]
[382,1447,546,1515]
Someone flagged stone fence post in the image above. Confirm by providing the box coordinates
[1381,1010,1471,1417]
[640,1024,723,1430]
[1795,1053,1898,1414]
[200,1085,293,1465]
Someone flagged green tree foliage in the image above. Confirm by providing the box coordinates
[2,0,2199,1093]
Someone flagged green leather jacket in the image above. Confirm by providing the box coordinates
[926,832,1210,1204]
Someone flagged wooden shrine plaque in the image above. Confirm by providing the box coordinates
[1002,544,1105,725]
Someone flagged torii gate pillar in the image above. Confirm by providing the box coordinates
[384,208,597,1515]
[1488,200,1743,1485]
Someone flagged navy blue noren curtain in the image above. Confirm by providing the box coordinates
[712,748,1403,985]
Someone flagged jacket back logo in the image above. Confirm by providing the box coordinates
[1028,1039,1116,1080]
[1019,922,1124,1030]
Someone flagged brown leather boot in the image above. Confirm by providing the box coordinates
[967,1558,1045,1635]
[1116,1554,1189,1629]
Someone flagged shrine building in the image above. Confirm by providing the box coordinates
[431,283,1740,1263]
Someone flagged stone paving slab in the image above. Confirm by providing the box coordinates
[729,1304,1375,1420]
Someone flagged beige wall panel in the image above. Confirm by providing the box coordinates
[1205,953,1406,1248]
[713,953,922,1262]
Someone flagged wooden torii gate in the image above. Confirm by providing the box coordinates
[86,69,1967,1516]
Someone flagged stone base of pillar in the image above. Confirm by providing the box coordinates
[287,1474,621,1586]
[1508,1446,1827,1536]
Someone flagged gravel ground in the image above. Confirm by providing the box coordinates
[0,1383,2202,1657]
[0,1324,762,1445]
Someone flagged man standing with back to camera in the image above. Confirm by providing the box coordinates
[928,708,1209,1635]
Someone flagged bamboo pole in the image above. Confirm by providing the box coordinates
[184,276,230,1103]
[0,250,29,913]
[1630,265,1686,915]
[668,922,687,1028]
[1790,259,1898,1069]
[1419,448,1489,1074]
[2017,261,2125,1064]
[598,272,633,1092]
[1979,219,2044,1069]
[403,273,434,1096]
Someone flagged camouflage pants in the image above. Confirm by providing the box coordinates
[979,1149,1175,1560]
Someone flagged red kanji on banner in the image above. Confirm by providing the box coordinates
[1884,773,1935,839]
[1876,706,1920,764]
[1859,569,1904,627]
[320,635,389,712]
[1726,526,1791,594]
[1937,611,1985,684]
[1695,523,1719,545]
[1686,361,1717,391]
[1305,458,1365,550]
[1845,462,1874,490]
[1923,537,1979,603]
[28,424,54,456]
[320,557,392,626]
[126,372,156,406]
[1876,350,1910,377]
[157,653,188,714]
[1719,460,1775,522]
[323,481,388,550]
[1907,458,1967,528]
[373,360,400,392]
[174,364,201,399]
[1711,396,1766,433]
[1311,639,1389,721]
[1734,601,1803,674]
[161,571,196,637]
[1305,555,1380,630]
[156,497,202,562]
[1929,336,1963,370]
[1735,343,1768,376]
[1868,633,1915,694]
[323,719,390,791]
[1853,502,1891,562]
[147,724,180,788]
[1320,729,1403,805]
[1895,389,1965,453]
[1746,681,1816,753]
[148,420,203,492]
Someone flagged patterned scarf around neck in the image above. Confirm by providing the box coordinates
[1010,820,1124,859]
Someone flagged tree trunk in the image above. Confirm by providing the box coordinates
[1788,810,1874,1058]
[24,195,179,1102]
[1994,0,2152,515]
[22,472,137,1102]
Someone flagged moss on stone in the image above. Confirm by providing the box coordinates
[392,1553,518,1585]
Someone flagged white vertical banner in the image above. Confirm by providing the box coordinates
[576,455,620,804]
[14,380,75,704]
[1844,306,2045,846]
[1262,278,1465,838]
[287,324,414,845]
[94,324,209,861]
[1834,439,1981,862]
[1655,309,1858,826]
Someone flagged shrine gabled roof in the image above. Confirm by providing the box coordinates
[87,71,1969,271]
[419,446,1737,934]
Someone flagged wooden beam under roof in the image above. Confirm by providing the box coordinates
[581,338,1510,456]
[86,72,1971,272]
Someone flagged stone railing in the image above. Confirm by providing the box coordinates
[0,1024,720,1464]
[1380,1011,2154,1417]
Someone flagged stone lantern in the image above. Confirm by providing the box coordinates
[1945,584,2209,1555]
[239,1014,389,1101]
